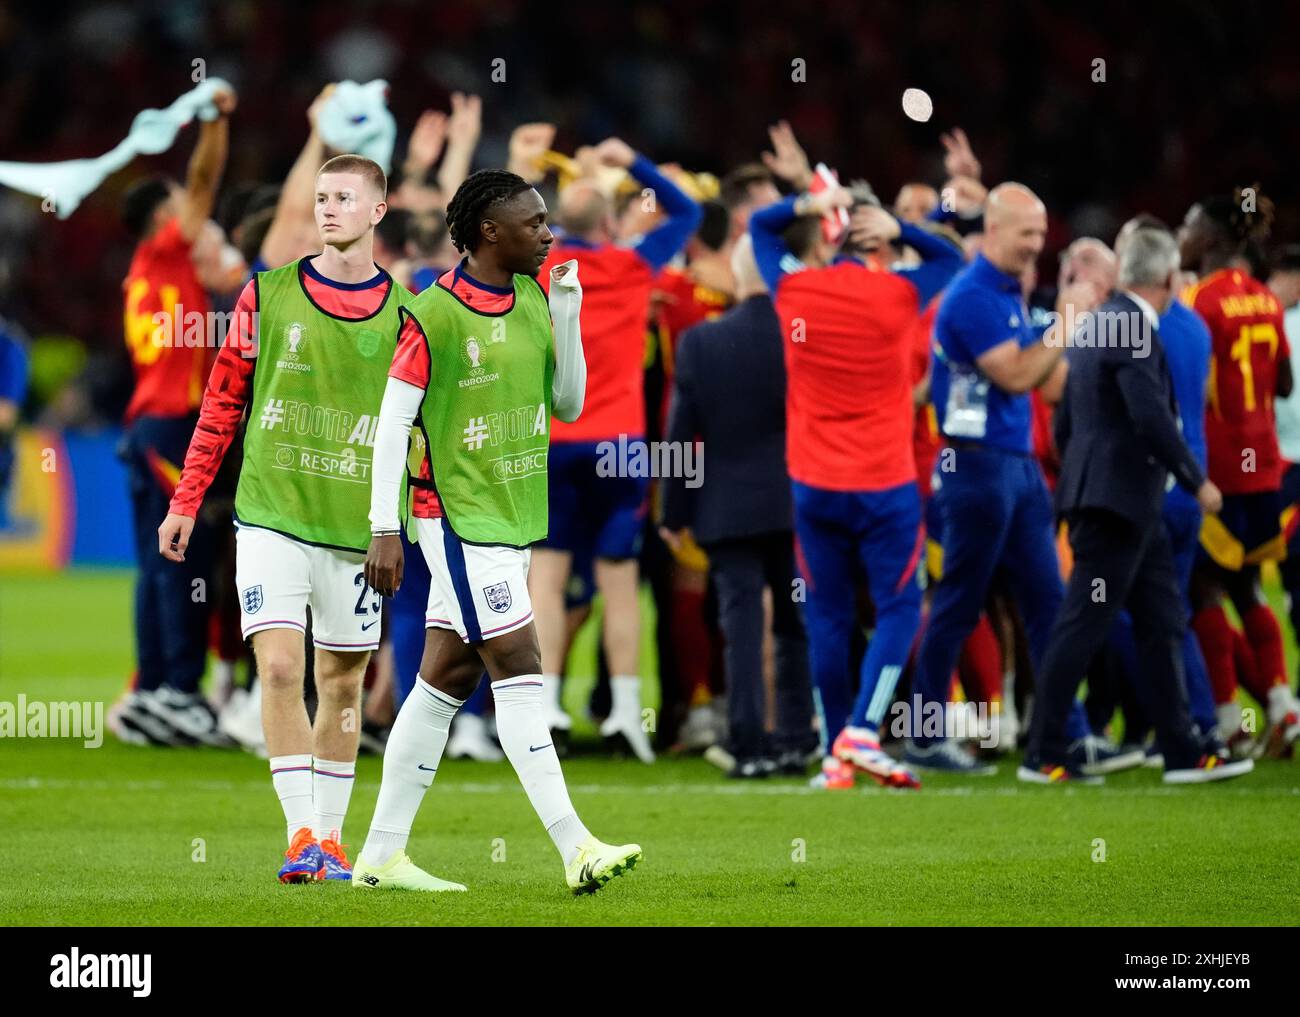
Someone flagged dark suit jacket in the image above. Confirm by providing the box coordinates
[661,294,793,543]
[1054,292,1205,522]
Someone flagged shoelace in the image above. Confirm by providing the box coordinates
[285,828,317,860]
[320,839,350,864]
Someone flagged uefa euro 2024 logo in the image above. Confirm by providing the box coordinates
[286,322,305,358]
[458,335,501,389]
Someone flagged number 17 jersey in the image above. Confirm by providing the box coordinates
[1184,268,1291,494]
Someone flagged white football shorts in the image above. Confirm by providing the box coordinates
[414,517,533,644]
[235,524,381,651]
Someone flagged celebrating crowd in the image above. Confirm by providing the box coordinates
[95,82,1300,812]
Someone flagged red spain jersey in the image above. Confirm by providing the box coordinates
[123,217,213,422]
[775,260,920,492]
[1184,268,1291,493]
[540,241,654,443]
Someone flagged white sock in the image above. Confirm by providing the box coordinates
[611,674,641,720]
[269,754,315,844]
[1216,701,1242,739]
[212,659,235,703]
[542,672,564,714]
[547,814,590,866]
[1266,684,1296,725]
[312,757,355,844]
[360,676,462,866]
[492,675,589,863]
[999,673,1019,718]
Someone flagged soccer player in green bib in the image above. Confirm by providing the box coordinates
[159,155,412,883]
[357,169,643,894]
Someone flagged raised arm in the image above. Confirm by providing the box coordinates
[748,195,800,293]
[548,262,586,422]
[894,221,964,305]
[261,84,334,269]
[590,138,702,271]
[436,93,482,199]
[749,187,852,292]
[176,87,237,244]
[846,203,964,306]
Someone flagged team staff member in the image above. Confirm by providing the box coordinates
[1025,227,1250,785]
[907,184,1108,775]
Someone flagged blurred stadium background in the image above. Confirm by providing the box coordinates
[4,1,1300,462]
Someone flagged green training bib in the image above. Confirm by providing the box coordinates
[235,259,412,552]
[403,272,554,547]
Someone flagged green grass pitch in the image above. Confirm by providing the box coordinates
[2,570,1298,926]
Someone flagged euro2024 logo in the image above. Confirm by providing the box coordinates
[285,322,306,359]
[462,336,486,377]
[458,334,503,389]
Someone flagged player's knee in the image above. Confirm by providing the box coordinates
[530,582,567,611]
[318,667,364,704]
[596,559,638,597]
[714,581,763,616]
[603,608,639,638]
[257,652,303,693]
[929,596,982,635]
[439,661,483,702]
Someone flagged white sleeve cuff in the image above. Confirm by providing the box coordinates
[548,260,586,423]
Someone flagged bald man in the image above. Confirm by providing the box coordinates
[905,183,1080,775]
[1035,238,1118,404]
[1060,237,1118,294]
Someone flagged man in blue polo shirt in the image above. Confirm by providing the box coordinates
[906,183,1119,774]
